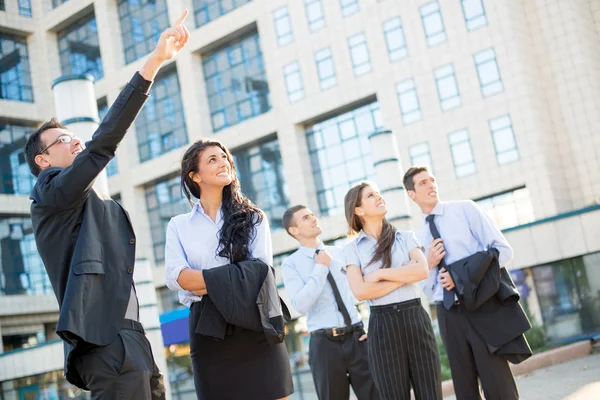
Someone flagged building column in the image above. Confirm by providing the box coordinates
[51,75,109,198]
[368,130,411,227]
[134,258,171,399]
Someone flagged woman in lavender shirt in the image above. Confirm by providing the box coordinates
[342,182,442,400]
[164,139,293,400]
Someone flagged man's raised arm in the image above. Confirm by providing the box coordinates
[36,10,190,209]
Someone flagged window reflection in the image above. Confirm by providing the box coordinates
[0,33,34,102]
[475,187,534,229]
[306,102,383,216]
[136,69,188,162]
[145,175,189,263]
[0,216,51,296]
[57,13,103,80]
[234,138,290,229]
[203,33,270,132]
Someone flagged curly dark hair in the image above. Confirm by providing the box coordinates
[180,139,264,263]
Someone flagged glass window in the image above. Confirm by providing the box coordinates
[474,48,502,97]
[233,137,290,229]
[0,33,34,102]
[274,6,293,46]
[52,0,69,8]
[202,32,270,132]
[383,17,407,62]
[283,62,304,103]
[18,0,31,16]
[0,123,36,195]
[348,33,371,76]
[434,64,460,111]
[57,13,103,80]
[489,114,519,165]
[193,0,252,28]
[305,0,325,32]
[475,187,534,229]
[97,98,109,121]
[157,286,183,313]
[448,129,476,177]
[409,142,433,172]
[0,1,4,11]
[420,1,446,46]
[3,370,89,398]
[136,68,188,162]
[315,48,336,90]
[396,78,421,125]
[3,330,46,352]
[0,216,52,296]
[97,98,119,177]
[306,102,383,216]
[145,175,190,264]
[118,0,170,64]
[340,0,359,17]
[531,252,600,342]
[461,0,487,31]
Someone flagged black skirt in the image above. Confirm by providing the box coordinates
[189,299,294,400]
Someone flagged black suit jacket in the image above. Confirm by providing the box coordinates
[194,259,290,345]
[29,73,151,387]
[447,248,532,363]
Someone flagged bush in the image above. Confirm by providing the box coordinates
[524,319,548,352]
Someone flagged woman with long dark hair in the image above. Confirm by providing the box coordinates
[342,181,442,400]
[164,139,293,399]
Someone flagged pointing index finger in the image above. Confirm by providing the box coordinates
[174,9,189,26]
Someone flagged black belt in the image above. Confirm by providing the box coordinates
[435,299,461,308]
[370,298,421,314]
[121,319,145,333]
[311,322,364,338]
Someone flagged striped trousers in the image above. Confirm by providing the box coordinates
[368,298,442,400]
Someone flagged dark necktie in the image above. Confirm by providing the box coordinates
[327,272,353,327]
[426,214,456,310]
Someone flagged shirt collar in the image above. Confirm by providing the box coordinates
[189,201,223,224]
[298,242,325,258]
[421,201,445,223]
[356,229,402,244]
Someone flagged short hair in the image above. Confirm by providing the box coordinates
[24,118,65,177]
[403,165,430,191]
[282,205,307,237]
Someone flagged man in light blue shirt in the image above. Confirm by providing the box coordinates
[404,166,519,400]
[281,205,378,400]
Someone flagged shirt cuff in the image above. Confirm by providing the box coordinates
[166,265,188,292]
[129,71,153,94]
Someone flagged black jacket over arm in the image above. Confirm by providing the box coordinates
[447,248,532,363]
[192,259,290,345]
[29,73,151,387]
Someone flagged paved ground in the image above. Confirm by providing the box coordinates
[444,352,600,400]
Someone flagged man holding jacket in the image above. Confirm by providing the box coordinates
[404,166,521,400]
[24,11,190,399]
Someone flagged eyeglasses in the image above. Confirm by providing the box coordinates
[38,135,74,155]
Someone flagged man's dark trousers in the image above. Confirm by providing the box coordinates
[309,330,378,400]
[437,303,518,400]
[73,319,164,400]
